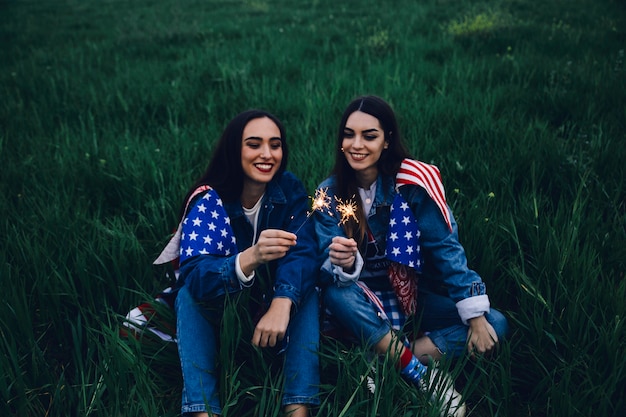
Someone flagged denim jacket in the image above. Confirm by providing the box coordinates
[314,172,490,323]
[178,171,319,309]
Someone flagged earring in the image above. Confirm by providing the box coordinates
[341,147,344,152]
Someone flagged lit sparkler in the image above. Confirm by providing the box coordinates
[335,196,359,226]
[293,188,332,235]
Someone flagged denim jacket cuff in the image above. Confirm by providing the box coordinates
[456,294,490,325]
[273,283,300,307]
[327,252,363,287]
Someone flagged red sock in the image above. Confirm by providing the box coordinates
[399,346,414,369]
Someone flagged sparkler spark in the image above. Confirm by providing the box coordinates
[335,196,359,226]
[293,188,332,235]
[311,188,331,213]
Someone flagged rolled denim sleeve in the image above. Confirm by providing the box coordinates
[319,252,364,287]
[404,186,490,322]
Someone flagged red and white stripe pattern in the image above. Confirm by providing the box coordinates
[356,281,389,322]
[396,159,452,232]
[122,288,177,342]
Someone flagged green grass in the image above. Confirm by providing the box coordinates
[1,0,625,415]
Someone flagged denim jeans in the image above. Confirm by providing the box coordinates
[175,284,320,415]
[323,282,508,357]
[417,288,509,357]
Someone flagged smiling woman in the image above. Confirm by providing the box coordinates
[314,95,509,417]
[341,111,389,190]
[155,110,320,417]
[240,117,284,207]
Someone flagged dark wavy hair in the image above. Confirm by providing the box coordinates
[180,109,288,216]
[331,95,412,245]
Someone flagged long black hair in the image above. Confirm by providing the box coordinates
[179,109,288,217]
[331,95,411,244]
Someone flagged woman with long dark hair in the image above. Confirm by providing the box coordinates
[159,109,319,417]
[315,96,508,416]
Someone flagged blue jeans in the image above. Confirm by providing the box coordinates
[417,288,509,357]
[323,282,508,357]
[175,284,320,415]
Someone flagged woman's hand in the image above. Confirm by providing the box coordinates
[239,229,296,275]
[252,297,292,347]
[467,315,498,358]
[329,236,358,270]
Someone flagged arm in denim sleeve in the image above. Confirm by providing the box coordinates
[404,186,490,323]
[270,173,320,308]
[179,254,242,300]
[177,201,242,300]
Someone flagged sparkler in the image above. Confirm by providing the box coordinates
[293,188,332,235]
[334,196,359,238]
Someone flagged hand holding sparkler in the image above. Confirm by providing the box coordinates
[328,236,358,270]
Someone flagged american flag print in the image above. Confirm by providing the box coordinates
[179,189,238,263]
[385,193,423,272]
[396,159,452,232]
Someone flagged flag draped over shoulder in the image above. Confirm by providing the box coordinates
[396,158,452,232]
[385,192,421,316]
[381,159,452,316]
[153,185,238,266]
[178,188,238,263]
[123,186,237,343]
[385,193,423,272]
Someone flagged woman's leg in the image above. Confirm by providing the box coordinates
[414,289,509,360]
[175,285,222,416]
[282,288,320,413]
[323,283,391,349]
[324,284,427,385]
[284,403,309,417]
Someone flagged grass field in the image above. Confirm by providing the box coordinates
[1,0,625,416]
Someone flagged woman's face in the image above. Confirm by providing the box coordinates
[241,117,283,186]
[341,111,388,183]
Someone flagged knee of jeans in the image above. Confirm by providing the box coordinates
[301,287,319,311]
[323,283,356,305]
[175,285,192,311]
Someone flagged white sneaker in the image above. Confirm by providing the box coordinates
[420,368,466,417]
[366,374,376,394]
[362,364,377,394]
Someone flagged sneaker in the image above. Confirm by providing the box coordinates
[366,374,376,394]
[362,364,377,394]
[420,368,466,417]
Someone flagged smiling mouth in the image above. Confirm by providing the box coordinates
[254,163,274,172]
[349,153,368,161]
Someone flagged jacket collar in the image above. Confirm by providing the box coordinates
[224,175,287,217]
[375,174,396,207]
